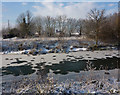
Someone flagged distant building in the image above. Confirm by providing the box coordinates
[34,32,39,37]
[55,28,61,36]
[71,32,80,36]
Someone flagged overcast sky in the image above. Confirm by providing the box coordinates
[2,1,118,29]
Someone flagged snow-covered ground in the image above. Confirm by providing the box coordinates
[1,36,88,42]
[1,50,119,68]
[2,69,120,94]
[1,50,120,94]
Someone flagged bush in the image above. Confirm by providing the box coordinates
[2,28,20,39]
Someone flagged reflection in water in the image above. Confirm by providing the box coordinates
[2,57,120,76]
[2,64,35,76]
[45,57,120,75]
[34,62,49,79]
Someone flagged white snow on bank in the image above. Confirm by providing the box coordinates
[71,47,87,52]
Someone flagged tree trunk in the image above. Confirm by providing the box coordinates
[79,29,82,36]
[95,30,98,46]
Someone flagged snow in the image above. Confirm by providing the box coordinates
[7,77,120,94]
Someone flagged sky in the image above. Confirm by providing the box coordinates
[1,1,118,29]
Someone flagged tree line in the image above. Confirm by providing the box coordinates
[1,8,120,45]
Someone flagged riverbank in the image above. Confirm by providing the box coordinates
[1,36,88,42]
[2,69,120,94]
[1,50,120,94]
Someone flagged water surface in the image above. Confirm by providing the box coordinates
[2,57,119,76]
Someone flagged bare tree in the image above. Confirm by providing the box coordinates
[16,13,26,24]
[33,16,43,36]
[118,10,120,47]
[56,15,67,37]
[99,13,118,43]
[44,16,56,37]
[88,8,105,46]
[67,18,77,37]
[26,10,34,36]
[84,19,95,39]
[16,10,34,38]
[16,13,27,37]
[76,19,85,36]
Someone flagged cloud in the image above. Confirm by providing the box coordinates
[108,4,115,7]
[22,2,27,6]
[32,2,97,19]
